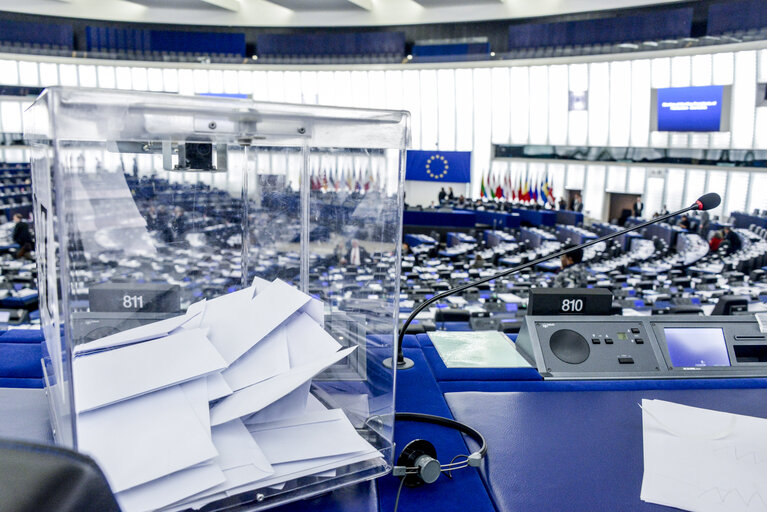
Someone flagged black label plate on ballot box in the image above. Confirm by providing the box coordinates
[89,283,181,314]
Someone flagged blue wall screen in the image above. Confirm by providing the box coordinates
[656,85,724,132]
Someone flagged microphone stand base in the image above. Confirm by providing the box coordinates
[383,356,414,370]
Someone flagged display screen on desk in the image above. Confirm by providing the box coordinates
[651,86,731,132]
[664,327,731,367]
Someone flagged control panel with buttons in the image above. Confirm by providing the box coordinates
[515,315,767,380]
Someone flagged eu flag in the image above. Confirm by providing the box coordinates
[405,150,471,183]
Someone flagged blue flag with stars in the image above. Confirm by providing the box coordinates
[405,150,471,183]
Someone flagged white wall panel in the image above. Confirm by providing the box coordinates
[568,63,588,146]
[606,165,626,192]
[670,56,691,87]
[334,71,353,107]
[368,70,386,109]
[59,64,78,87]
[490,67,510,144]
[437,69,456,151]
[731,51,757,149]
[147,68,163,92]
[238,70,253,95]
[222,69,238,95]
[131,67,148,91]
[548,64,568,146]
[0,61,18,85]
[609,61,631,147]
[384,70,403,110]
[509,66,529,145]
[267,71,285,102]
[192,69,209,94]
[39,62,59,86]
[402,70,421,150]
[691,54,712,86]
[420,69,439,150]
[706,170,727,219]
[162,68,178,93]
[177,69,194,95]
[583,165,606,219]
[665,168,685,211]
[350,70,369,108]
[18,61,38,86]
[283,71,302,103]
[712,52,734,85]
[528,66,548,144]
[650,57,670,148]
[588,62,609,146]
[630,59,651,147]
[566,164,585,190]
[208,69,224,94]
[77,65,97,88]
[455,68,473,151]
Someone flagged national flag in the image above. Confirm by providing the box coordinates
[346,167,354,190]
[479,171,488,199]
[521,173,530,202]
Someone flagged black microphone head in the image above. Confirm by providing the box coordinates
[695,193,721,211]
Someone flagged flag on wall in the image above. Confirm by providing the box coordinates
[405,150,471,183]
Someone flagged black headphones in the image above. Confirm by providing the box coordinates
[392,412,487,487]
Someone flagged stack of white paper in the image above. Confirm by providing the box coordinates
[641,399,767,512]
[73,277,381,512]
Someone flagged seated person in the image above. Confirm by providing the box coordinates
[677,215,691,230]
[551,247,588,288]
[723,226,742,255]
[708,230,724,252]
[346,239,369,266]
[12,213,33,260]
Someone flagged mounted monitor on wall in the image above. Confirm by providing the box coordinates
[650,85,731,132]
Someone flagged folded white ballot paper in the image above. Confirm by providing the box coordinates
[210,346,356,426]
[115,462,225,512]
[641,399,767,512]
[222,326,291,392]
[248,409,374,465]
[72,310,200,355]
[77,384,219,493]
[73,328,226,413]
[201,279,311,365]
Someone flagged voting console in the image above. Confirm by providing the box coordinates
[516,315,767,380]
[25,88,408,511]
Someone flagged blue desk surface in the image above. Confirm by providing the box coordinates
[445,388,767,512]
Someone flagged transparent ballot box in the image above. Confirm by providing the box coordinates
[25,87,408,512]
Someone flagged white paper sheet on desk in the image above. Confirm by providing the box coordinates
[73,328,226,413]
[641,398,767,512]
[222,326,290,392]
[202,279,310,365]
[77,385,219,493]
[248,408,373,464]
[209,346,355,426]
[72,311,200,355]
[285,312,342,368]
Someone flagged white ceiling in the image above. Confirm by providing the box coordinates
[0,0,689,27]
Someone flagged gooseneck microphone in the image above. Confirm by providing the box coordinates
[384,192,721,370]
